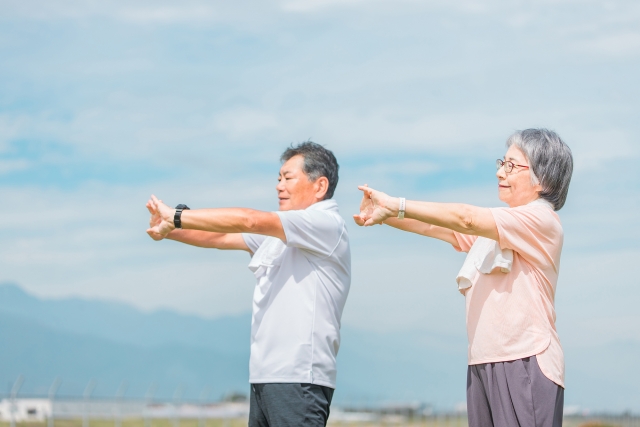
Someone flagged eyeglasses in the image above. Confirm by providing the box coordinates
[496,159,530,174]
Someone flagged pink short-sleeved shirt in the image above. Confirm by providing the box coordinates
[453,201,565,387]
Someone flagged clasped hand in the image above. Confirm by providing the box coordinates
[146,195,176,240]
[353,185,398,226]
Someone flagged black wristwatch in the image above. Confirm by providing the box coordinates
[174,204,190,229]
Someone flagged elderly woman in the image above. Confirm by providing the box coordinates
[355,129,573,427]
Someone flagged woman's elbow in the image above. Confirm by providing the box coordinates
[459,206,479,233]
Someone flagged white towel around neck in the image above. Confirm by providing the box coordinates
[455,237,513,292]
[248,236,286,275]
[455,198,553,293]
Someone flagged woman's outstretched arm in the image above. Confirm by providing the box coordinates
[355,185,499,241]
[382,217,460,247]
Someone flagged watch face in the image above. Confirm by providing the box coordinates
[175,204,190,210]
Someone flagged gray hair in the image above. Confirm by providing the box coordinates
[280,141,339,199]
[506,128,574,211]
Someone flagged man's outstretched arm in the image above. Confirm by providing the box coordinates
[165,229,250,251]
[146,195,286,244]
[146,199,251,251]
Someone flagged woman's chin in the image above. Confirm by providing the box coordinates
[497,192,509,204]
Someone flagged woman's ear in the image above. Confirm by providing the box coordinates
[533,181,543,194]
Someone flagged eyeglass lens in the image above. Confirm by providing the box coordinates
[496,159,513,173]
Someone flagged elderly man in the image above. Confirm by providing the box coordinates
[146,142,350,427]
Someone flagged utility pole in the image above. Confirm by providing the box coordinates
[114,381,128,427]
[9,375,24,427]
[172,385,185,427]
[198,387,211,427]
[47,377,62,427]
[143,383,158,427]
[82,379,97,427]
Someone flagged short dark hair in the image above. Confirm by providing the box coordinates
[280,141,339,200]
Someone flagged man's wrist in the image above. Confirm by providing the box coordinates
[173,204,192,229]
[165,227,180,239]
[169,208,178,230]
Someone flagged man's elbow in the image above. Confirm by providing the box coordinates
[242,210,276,234]
[242,213,260,233]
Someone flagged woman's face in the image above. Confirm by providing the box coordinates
[497,145,542,208]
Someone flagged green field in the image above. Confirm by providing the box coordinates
[0,421,246,427]
[1,417,635,427]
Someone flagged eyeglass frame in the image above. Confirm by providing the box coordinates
[496,159,530,174]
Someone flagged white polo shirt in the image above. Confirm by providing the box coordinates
[242,199,351,389]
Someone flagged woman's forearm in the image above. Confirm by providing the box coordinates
[384,217,459,246]
[404,201,498,240]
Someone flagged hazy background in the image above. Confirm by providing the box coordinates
[1,0,639,412]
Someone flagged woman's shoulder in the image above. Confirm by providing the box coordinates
[507,199,558,216]
[494,200,563,233]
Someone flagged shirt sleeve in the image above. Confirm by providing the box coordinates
[242,233,268,254]
[452,232,478,253]
[275,209,344,257]
[490,204,563,271]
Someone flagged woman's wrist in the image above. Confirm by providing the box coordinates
[383,196,401,218]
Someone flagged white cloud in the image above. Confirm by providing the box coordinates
[579,31,640,56]
[0,159,30,173]
[280,0,370,13]
[117,6,218,24]
[212,108,280,139]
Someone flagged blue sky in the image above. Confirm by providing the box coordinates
[1,0,640,410]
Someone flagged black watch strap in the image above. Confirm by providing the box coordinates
[174,204,190,229]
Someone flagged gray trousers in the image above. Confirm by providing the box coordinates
[467,356,564,427]
[249,383,334,427]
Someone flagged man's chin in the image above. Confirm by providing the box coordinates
[278,200,291,211]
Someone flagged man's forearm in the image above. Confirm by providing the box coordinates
[179,208,286,241]
[167,229,226,248]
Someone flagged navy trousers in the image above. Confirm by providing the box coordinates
[249,383,334,427]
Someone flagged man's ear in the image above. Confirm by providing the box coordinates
[315,176,329,199]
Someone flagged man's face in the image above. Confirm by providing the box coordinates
[276,155,322,211]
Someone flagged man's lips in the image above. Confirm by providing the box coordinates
[498,185,510,188]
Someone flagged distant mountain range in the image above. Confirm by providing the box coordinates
[0,283,467,405]
[0,283,638,411]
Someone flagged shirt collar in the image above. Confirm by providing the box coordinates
[306,199,339,212]
[528,198,553,210]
